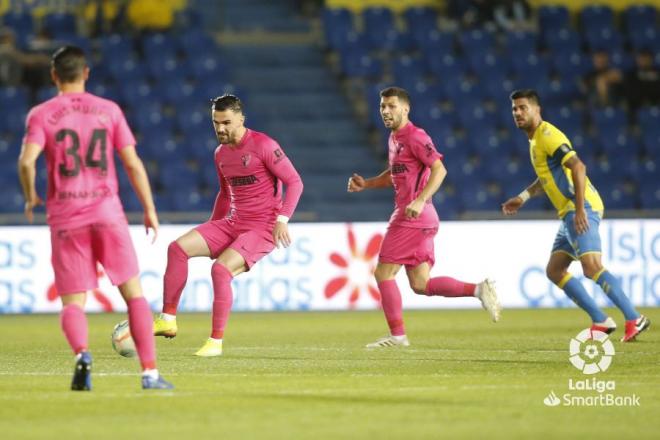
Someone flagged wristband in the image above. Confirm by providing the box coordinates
[518,190,531,203]
[276,215,289,224]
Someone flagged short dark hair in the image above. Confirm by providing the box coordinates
[52,46,87,83]
[211,94,243,113]
[380,86,410,105]
[510,89,541,106]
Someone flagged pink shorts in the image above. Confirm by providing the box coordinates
[378,225,438,269]
[195,219,275,269]
[50,221,139,295]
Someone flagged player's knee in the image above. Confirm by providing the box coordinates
[168,240,188,259]
[581,263,602,280]
[545,266,564,284]
[409,279,428,295]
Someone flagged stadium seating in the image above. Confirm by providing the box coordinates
[320,2,659,216]
[0,1,658,221]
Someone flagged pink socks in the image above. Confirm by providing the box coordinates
[211,264,234,339]
[162,241,189,315]
[425,277,476,297]
[60,303,88,354]
[127,297,156,370]
[377,280,405,336]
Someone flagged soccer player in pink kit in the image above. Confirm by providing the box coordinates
[153,94,304,356]
[348,87,502,348]
[17,46,172,390]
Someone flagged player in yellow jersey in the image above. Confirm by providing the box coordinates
[501,89,649,342]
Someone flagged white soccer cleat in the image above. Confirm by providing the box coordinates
[476,279,502,322]
[365,335,410,348]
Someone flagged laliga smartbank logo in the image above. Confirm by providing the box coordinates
[543,329,640,407]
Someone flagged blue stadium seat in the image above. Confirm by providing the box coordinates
[142,32,178,59]
[42,12,78,39]
[591,107,627,134]
[459,29,496,54]
[580,5,615,34]
[169,189,206,211]
[392,55,427,84]
[623,5,657,32]
[415,29,454,54]
[339,49,383,78]
[641,126,660,154]
[99,33,135,60]
[0,86,29,109]
[35,87,57,102]
[107,56,148,82]
[552,50,592,80]
[538,6,570,34]
[457,104,497,131]
[605,181,637,210]
[637,106,660,132]
[131,104,174,135]
[444,78,484,104]
[609,49,635,72]
[363,7,395,44]
[426,53,467,78]
[2,10,34,34]
[190,53,228,82]
[467,51,511,77]
[146,53,188,81]
[459,182,501,211]
[483,76,515,103]
[0,105,27,133]
[597,128,640,156]
[536,78,582,105]
[639,182,660,209]
[157,80,198,106]
[628,25,658,52]
[403,6,438,35]
[322,8,354,50]
[584,28,623,52]
[638,159,658,186]
[511,53,550,80]
[178,29,217,56]
[544,28,581,53]
[503,31,538,53]
[369,29,414,52]
[120,79,157,108]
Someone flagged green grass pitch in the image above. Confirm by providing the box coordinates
[1,308,658,439]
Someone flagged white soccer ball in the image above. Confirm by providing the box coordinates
[111,320,137,358]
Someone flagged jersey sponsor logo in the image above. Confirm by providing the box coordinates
[391,163,408,174]
[57,188,111,201]
[241,154,251,167]
[230,175,258,186]
[424,143,435,157]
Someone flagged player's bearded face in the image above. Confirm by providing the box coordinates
[212,109,245,144]
[511,98,539,130]
[380,97,408,130]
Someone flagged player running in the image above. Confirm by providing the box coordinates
[17,46,173,390]
[502,89,650,341]
[153,94,304,356]
[348,86,501,348]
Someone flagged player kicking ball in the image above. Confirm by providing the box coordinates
[153,94,304,356]
[348,87,502,348]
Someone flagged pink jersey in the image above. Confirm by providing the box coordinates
[23,92,135,228]
[210,129,303,226]
[388,121,443,228]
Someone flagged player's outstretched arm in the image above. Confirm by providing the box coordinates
[347,169,392,192]
[118,146,159,242]
[501,178,543,216]
[17,142,43,223]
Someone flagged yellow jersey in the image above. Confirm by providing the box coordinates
[529,121,604,218]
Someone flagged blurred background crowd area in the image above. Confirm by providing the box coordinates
[0,0,658,223]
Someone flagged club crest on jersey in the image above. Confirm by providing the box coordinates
[241,154,251,167]
[395,143,404,155]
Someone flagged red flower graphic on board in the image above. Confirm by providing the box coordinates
[324,224,383,308]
